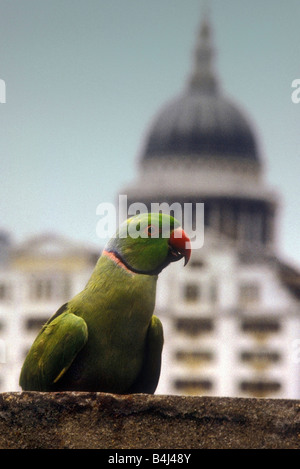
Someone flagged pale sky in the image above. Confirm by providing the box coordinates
[0,0,300,267]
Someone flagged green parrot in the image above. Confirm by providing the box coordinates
[19,213,191,393]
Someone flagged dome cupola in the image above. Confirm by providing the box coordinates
[122,13,277,251]
[140,17,260,164]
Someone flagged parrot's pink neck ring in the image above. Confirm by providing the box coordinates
[102,250,135,275]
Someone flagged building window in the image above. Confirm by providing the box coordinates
[238,283,260,307]
[0,283,9,301]
[30,278,53,301]
[25,316,49,332]
[241,318,281,335]
[183,283,200,303]
[240,350,281,369]
[175,317,214,336]
[189,259,205,269]
[61,275,72,300]
[239,380,281,397]
[174,379,213,395]
[175,350,214,366]
[209,281,218,304]
[29,275,71,302]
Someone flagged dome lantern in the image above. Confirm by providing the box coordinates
[188,14,219,95]
[139,16,260,165]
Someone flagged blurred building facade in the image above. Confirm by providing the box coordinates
[0,232,97,391]
[0,13,300,398]
[121,16,300,397]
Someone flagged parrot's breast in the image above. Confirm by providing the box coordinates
[57,263,158,393]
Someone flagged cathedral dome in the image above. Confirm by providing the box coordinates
[124,15,276,251]
[141,91,259,162]
[140,17,260,164]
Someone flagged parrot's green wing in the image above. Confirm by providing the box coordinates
[128,315,164,394]
[19,310,88,391]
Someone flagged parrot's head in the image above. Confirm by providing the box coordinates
[105,212,191,275]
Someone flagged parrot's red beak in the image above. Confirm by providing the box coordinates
[168,227,191,266]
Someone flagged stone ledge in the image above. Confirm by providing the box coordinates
[0,392,300,449]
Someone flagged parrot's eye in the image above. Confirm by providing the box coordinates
[145,224,160,237]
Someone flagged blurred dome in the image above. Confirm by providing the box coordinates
[140,16,259,164]
[141,91,259,162]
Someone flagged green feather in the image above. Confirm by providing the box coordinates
[19,312,88,391]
